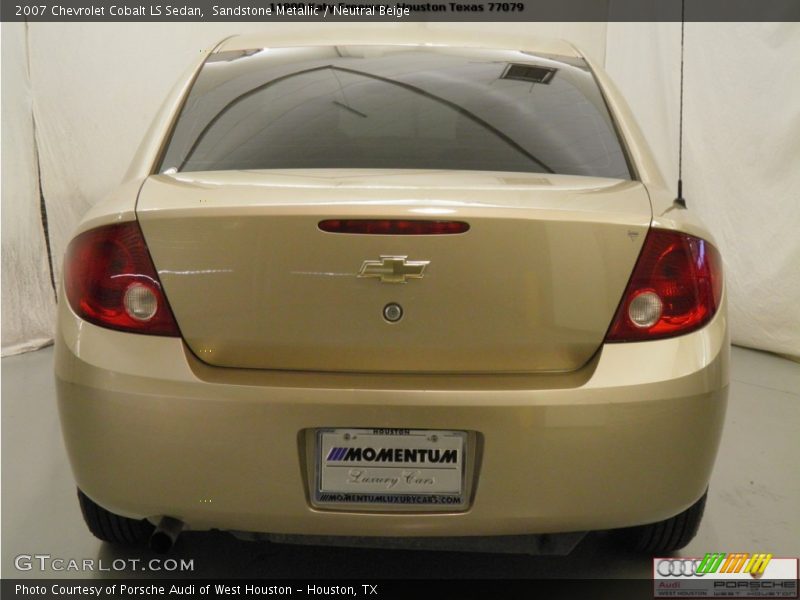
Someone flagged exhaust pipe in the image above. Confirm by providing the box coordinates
[149,516,184,553]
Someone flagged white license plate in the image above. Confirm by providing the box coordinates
[315,428,467,507]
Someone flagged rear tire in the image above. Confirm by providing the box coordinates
[617,490,707,554]
[77,489,154,545]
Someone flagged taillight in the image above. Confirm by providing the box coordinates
[64,222,180,336]
[605,228,723,342]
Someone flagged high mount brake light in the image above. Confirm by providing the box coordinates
[605,228,723,342]
[64,222,180,336]
[319,219,470,235]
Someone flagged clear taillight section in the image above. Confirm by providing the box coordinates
[605,228,723,342]
[64,221,180,336]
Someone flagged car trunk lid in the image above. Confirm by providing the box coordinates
[137,169,651,373]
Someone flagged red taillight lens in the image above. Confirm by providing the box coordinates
[605,228,723,342]
[319,219,470,235]
[64,222,180,336]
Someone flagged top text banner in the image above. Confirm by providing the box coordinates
[4,0,800,22]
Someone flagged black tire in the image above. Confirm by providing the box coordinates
[617,490,708,554]
[77,489,154,545]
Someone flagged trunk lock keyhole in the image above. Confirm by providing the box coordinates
[383,303,403,323]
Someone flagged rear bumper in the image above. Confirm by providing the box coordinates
[55,296,729,537]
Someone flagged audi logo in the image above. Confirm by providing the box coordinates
[656,559,705,577]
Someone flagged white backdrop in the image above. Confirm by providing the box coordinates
[2,21,798,358]
[1,24,57,355]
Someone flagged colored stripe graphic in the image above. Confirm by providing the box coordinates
[327,447,348,461]
[696,553,773,574]
[731,554,750,573]
[719,554,736,572]
[697,553,726,574]
[745,554,773,574]
[721,554,747,573]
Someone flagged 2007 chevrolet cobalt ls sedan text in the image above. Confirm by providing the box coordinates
[55,32,728,555]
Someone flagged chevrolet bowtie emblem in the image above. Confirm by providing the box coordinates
[358,256,430,284]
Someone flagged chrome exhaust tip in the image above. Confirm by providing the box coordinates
[149,516,184,553]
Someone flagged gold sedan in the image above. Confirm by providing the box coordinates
[56,32,727,555]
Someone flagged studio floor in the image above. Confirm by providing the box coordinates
[2,345,798,579]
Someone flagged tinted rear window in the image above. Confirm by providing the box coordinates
[159,46,632,179]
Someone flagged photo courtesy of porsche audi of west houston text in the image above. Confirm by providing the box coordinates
[55,30,729,556]
[12,583,353,597]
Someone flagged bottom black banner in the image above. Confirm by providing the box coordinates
[2,579,654,600]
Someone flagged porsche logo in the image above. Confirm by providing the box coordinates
[358,256,430,284]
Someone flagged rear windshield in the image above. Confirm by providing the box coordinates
[159,46,632,179]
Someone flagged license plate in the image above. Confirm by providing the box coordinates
[315,428,467,507]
